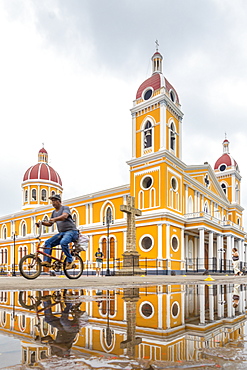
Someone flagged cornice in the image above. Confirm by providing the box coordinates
[130,93,183,120]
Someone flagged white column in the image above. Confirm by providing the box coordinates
[166,292,171,329]
[194,191,197,212]
[227,289,232,318]
[158,224,163,260]
[226,235,232,262]
[208,231,213,271]
[158,292,163,328]
[131,112,136,158]
[89,203,93,224]
[159,99,167,150]
[198,228,205,270]
[185,185,188,214]
[181,228,185,269]
[199,285,205,324]
[86,204,89,224]
[238,239,242,263]
[217,234,222,271]
[178,117,182,160]
[208,285,214,321]
[166,224,170,273]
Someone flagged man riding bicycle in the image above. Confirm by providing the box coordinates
[37,194,79,270]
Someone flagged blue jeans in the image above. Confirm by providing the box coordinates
[44,230,79,263]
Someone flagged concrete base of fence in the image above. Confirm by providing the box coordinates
[115,251,143,276]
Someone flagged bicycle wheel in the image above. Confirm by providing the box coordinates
[63,255,84,279]
[18,290,42,309]
[19,254,41,279]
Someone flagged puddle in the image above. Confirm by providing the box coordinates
[0,283,246,369]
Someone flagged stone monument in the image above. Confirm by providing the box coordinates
[118,195,143,275]
[120,288,142,357]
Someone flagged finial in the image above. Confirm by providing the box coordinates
[225,132,227,140]
[42,142,44,148]
[155,39,159,52]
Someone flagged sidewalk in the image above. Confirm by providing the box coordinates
[0,273,246,291]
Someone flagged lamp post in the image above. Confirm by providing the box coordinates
[12,232,17,276]
[103,208,114,276]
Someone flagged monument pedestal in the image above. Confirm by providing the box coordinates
[116,251,143,276]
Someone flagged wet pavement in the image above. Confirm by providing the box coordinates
[0,274,247,291]
[0,279,247,369]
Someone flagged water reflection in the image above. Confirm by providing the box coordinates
[0,284,246,368]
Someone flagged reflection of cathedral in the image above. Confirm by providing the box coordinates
[0,47,246,274]
[0,284,246,366]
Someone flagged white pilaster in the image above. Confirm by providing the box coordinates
[158,224,163,260]
[198,228,205,270]
[226,235,232,262]
[199,285,205,324]
[159,100,167,150]
[131,112,136,158]
[208,231,213,271]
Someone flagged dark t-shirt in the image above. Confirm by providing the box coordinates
[95,251,103,262]
[52,206,77,232]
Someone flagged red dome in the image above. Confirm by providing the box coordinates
[214,153,238,170]
[136,73,179,102]
[23,163,62,186]
[39,147,47,154]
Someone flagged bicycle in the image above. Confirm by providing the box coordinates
[19,222,84,280]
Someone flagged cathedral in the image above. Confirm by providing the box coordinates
[0,48,246,275]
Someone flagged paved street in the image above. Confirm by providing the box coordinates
[0,274,246,290]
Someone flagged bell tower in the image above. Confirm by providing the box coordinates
[130,48,183,162]
[127,46,184,212]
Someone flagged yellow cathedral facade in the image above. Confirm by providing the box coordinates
[0,49,246,275]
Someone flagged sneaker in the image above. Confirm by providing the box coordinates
[41,262,52,267]
[65,262,74,269]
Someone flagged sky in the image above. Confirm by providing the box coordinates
[1,0,247,226]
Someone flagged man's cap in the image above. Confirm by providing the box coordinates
[49,194,61,201]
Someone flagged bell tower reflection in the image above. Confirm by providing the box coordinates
[120,288,142,357]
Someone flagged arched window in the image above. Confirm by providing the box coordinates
[2,227,7,240]
[43,216,49,234]
[31,189,37,201]
[102,238,107,258]
[143,121,152,149]
[19,247,23,260]
[22,223,26,237]
[236,184,239,203]
[110,237,115,258]
[25,190,28,202]
[221,183,227,194]
[72,213,78,226]
[204,202,209,214]
[187,196,193,213]
[170,122,176,150]
[4,249,7,264]
[51,190,55,197]
[41,189,47,201]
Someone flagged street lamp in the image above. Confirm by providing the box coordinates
[12,232,17,276]
[103,207,114,277]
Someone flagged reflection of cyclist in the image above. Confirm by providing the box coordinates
[36,194,79,269]
[41,298,82,357]
[233,284,240,309]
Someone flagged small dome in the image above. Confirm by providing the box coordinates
[39,147,48,154]
[23,147,62,186]
[23,163,62,185]
[136,73,179,102]
[136,49,179,103]
[214,153,238,170]
[214,139,239,172]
